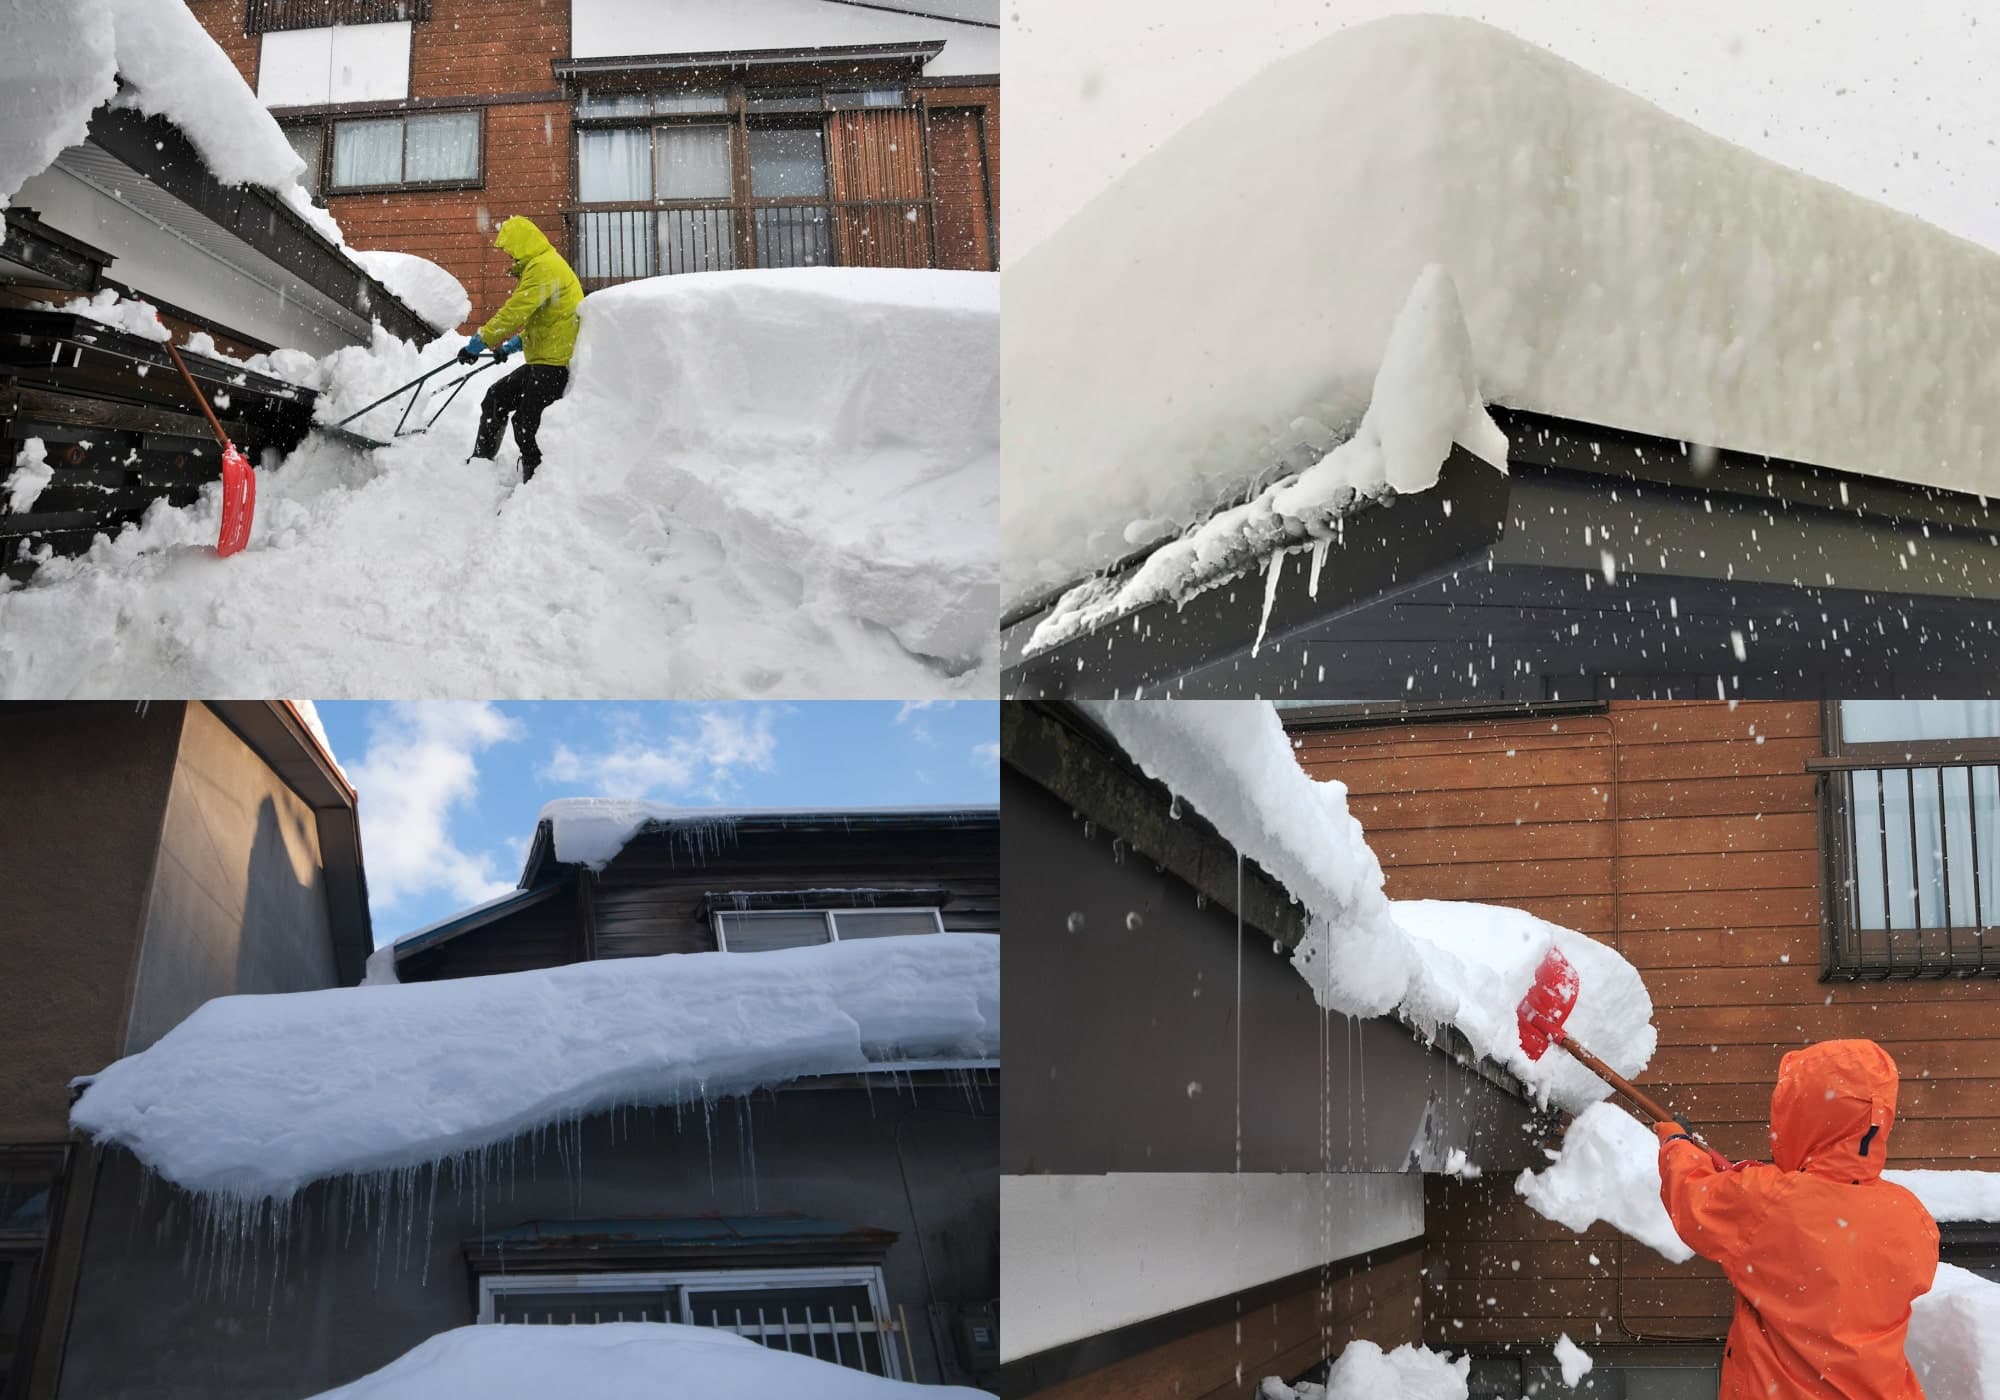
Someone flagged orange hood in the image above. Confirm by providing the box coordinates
[1769,1038,1898,1181]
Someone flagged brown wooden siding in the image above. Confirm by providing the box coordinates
[1293,700,2000,1349]
[395,884,585,982]
[1024,1244,1424,1400]
[923,89,997,271]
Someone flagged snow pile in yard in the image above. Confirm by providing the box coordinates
[541,798,991,872]
[1515,1102,1694,1263]
[71,934,998,1199]
[1886,1170,2000,1221]
[1908,1263,2000,1400]
[1024,265,1507,653]
[1003,13,2000,613]
[1259,1340,1468,1400]
[555,270,998,675]
[0,273,997,699]
[349,249,470,333]
[6,440,50,513]
[1082,702,1652,1110]
[306,1323,996,1400]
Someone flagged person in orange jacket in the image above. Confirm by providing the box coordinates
[1657,1038,1939,1400]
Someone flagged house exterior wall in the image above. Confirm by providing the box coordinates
[186,0,570,318]
[568,0,1001,76]
[124,702,341,1054]
[57,1087,998,1398]
[0,703,183,1142]
[1288,700,2000,1351]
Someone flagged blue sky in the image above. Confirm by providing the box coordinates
[314,701,999,945]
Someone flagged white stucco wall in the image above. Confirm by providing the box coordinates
[998,1171,1425,1362]
[571,0,1000,76]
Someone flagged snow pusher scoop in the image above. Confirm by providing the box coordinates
[1517,946,1729,1167]
[322,351,503,449]
[163,337,255,557]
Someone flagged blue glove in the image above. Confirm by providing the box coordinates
[457,334,486,365]
[494,335,523,363]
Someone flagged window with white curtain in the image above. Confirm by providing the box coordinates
[327,110,481,191]
[1823,701,2000,977]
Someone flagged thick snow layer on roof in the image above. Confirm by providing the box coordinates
[1886,1170,2000,1222]
[1003,13,2000,612]
[1024,267,1508,653]
[349,249,470,334]
[1259,1340,1469,1400]
[71,934,998,1199]
[0,0,114,239]
[1514,1102,1694,1263]
[540,797,995,872]
[1081,702,1651,1111]
[306,1322,997,1400]
[0,273,996,698]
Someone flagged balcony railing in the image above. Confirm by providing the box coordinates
[1815,755,2000,978]
[564,199,932,290]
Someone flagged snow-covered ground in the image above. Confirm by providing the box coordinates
[1003,13,2000,616]
[71,934,999,1199]
[0,269,999,698]
[305,1323,997,1400]
[1081,701,1653,1111]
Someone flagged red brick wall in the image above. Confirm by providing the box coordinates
[184,0,568,329]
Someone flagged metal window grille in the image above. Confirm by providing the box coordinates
[244,0,429,34]
[478,1267,910,1379]
[565,85,936,290]
[1819,757,2000,978]
[712,907,944,951]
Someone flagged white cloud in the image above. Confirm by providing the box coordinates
[349,702,523,913]
[971,741,1000,770]
[542,706,778,800]
[898,698,953,745]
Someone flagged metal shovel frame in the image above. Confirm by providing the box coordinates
[327,351,505,446]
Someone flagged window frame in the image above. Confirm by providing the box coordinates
[282,106,486,197]
[565,79,937,285]
[1815,701,2000,980]
[476,1264,907,1379]
[711,906,945,952]
[0,1146,73,1400]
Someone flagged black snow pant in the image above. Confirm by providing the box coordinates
[472,364,569,481]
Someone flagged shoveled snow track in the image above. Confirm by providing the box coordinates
[0,269,998,698]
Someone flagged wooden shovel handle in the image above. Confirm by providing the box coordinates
[1557,1030,1682,1128]
[163,338,231,449]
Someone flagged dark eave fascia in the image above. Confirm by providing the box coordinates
[83,104,436,346]
[0,208,111,292]
[1003,700,1533,1105]
[204,702,373,985]
[554,41,945,81]
[1277,699,1611,732]
[391,878,573,962]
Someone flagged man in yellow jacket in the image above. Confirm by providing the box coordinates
[460,215,583,482]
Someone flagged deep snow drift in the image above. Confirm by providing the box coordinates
[540,797,993,872]
[1003,14,2000,613]
[305,1323,996,1400]
[1080,702,1653,1111]
[71,935,999,1199]
[0,270,999,698]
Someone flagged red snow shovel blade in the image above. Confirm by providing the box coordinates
[216,443,255,557]
[1517,946,1580,1061]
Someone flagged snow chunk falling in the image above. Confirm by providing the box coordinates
[1025,266,1507,654]
[71,935,999,1200]
[304,1322,997,1400]
[349,249,471,333]
[1552,1334,1594,1388]
[1082,703,1652,1111]
[6,439,51,514]
[1515,1103,1694,1263]
[1003,13,2000,613]
[1259,1340,1470,1400]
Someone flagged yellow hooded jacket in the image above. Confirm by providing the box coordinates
[478,216,583,367]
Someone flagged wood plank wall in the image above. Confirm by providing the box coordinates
[1291,700,2000,1348]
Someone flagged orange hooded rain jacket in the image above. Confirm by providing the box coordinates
[1657,1038,1939,1400]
